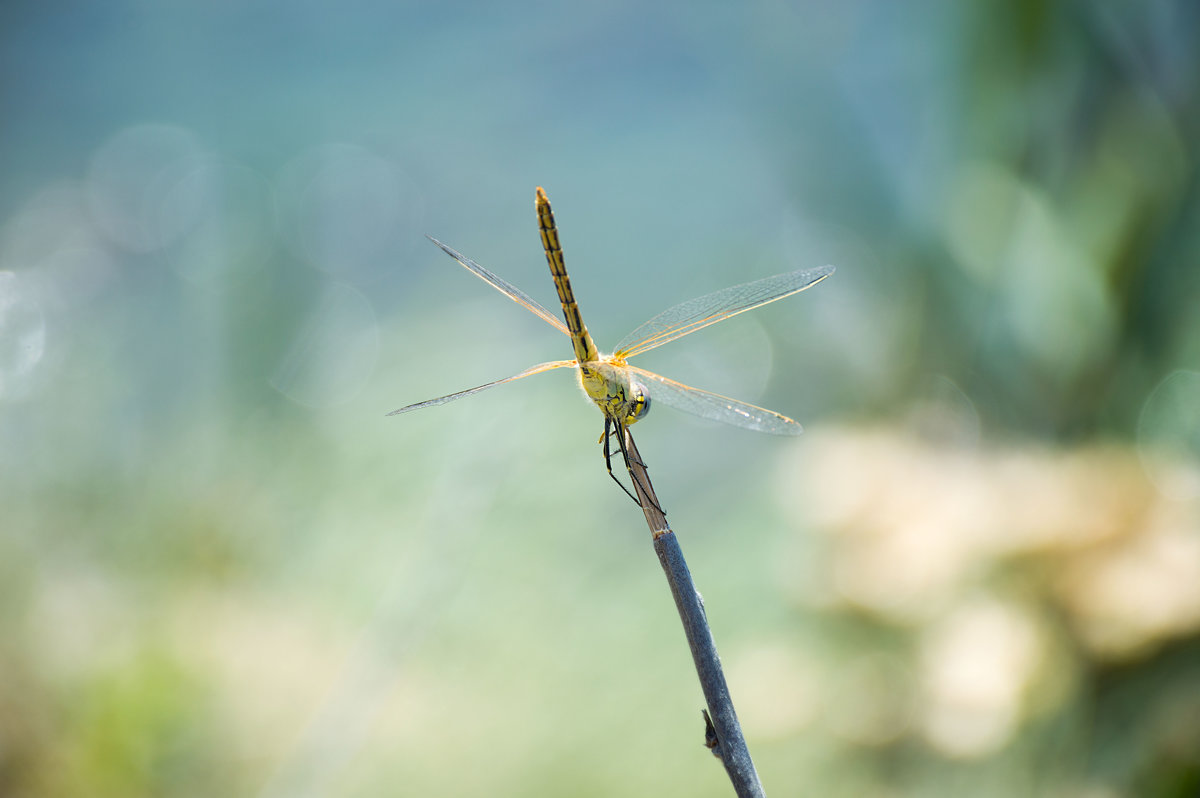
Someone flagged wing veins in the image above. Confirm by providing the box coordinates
[615,265,834,358]
[387,360,575,416]
[426,235,570,335]
[626,366,803,435]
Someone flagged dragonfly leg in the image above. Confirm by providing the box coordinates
[602,417,642,506]
[609,420,664,515]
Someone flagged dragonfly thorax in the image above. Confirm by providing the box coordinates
[579,360,651,427]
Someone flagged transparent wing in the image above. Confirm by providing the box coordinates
[387,360,575,416]
[426,235,570,336]
[614,265,835,358]
[626,366,804,435]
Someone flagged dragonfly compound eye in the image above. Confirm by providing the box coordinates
[627,379,651,423]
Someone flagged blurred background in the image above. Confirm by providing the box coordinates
[2,1,1199,796]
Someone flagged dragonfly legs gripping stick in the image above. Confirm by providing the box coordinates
[601,418,662,513]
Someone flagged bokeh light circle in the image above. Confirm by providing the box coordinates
[0,271,47,401]
[275,144,424,282]
[155,159,276,285]
[86,124,206,253]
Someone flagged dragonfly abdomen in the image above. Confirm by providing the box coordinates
[537,187,600,365]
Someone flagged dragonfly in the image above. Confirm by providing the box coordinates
[390,187,834,503]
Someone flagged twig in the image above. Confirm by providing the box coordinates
[622,427,766,798]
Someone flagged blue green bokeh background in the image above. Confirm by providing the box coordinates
[3,2,1200,796]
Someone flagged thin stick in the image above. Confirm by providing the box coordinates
[622,428,766,798]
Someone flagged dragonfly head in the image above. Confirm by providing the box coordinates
[624,379,651,426]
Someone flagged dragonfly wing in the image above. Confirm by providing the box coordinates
[614,265,834,358]
[387,360,576,416]
[426,235,570,336]
[626,366,804,435]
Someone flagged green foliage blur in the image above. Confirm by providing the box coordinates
[2,1,1199,796]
